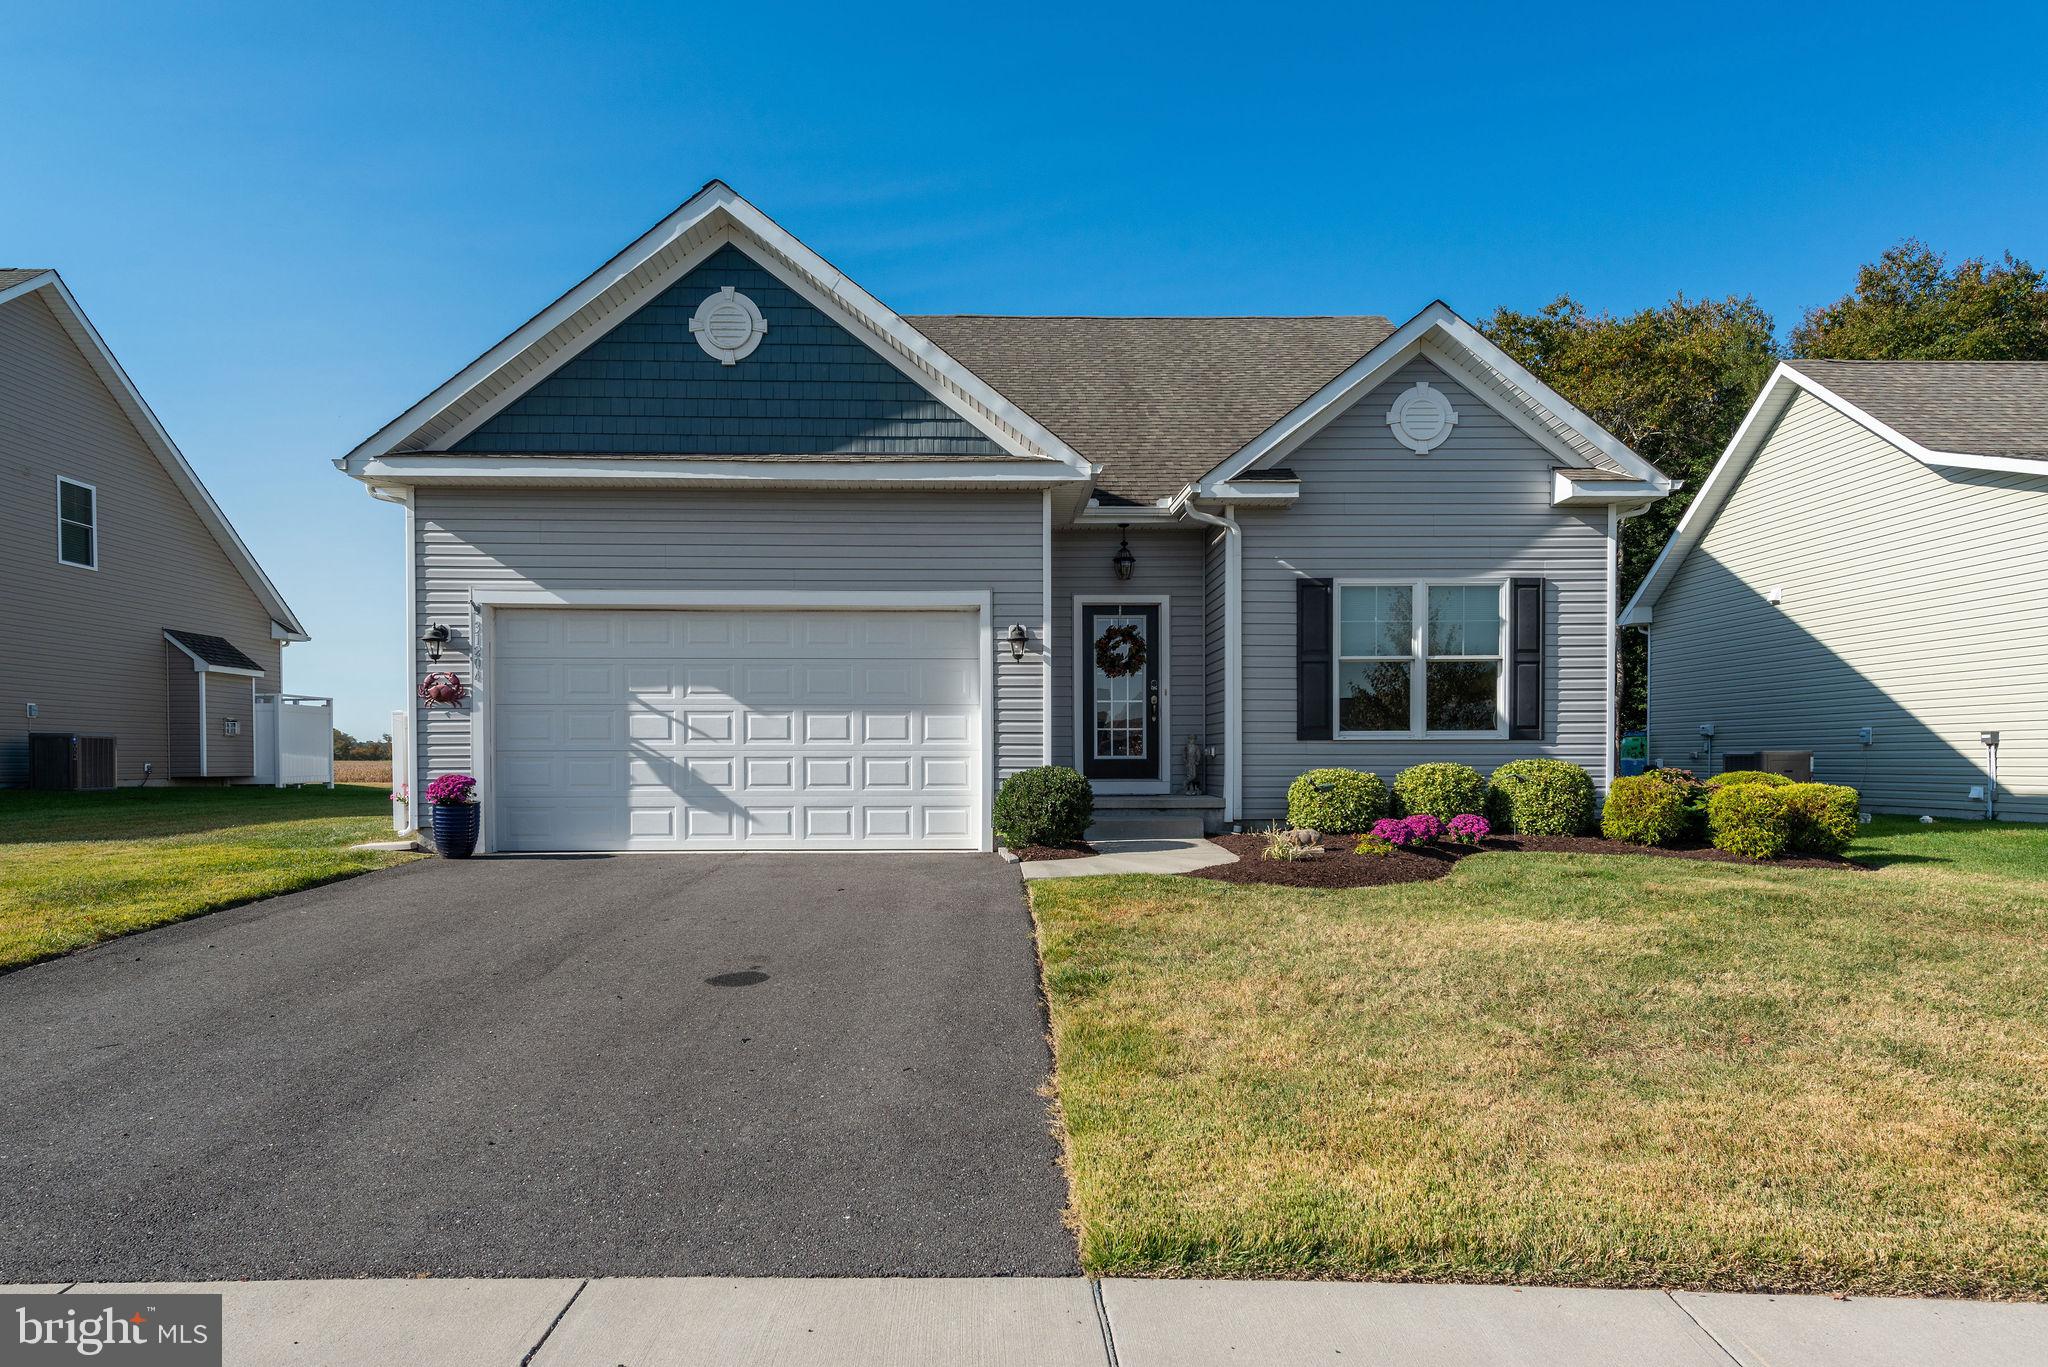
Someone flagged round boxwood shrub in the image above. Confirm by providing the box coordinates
[1485,758,1595,835]
[1780,782,1860,856]
[1707,783,1792,860]
[1709,769,1794,788]
[992,765,1094,848]
[1286,768,1390,833]
[1392,762,1488,824]
[1601,772,1693,846]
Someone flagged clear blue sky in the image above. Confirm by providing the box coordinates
[6,1,2045,737]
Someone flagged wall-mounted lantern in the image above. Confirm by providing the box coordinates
[1006,624,1029,662]
[1111,525,1136,582]
[421,623,450,663]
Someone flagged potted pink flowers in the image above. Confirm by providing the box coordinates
[425,772,480,858]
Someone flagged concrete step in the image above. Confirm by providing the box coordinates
[1087,815,1208,840]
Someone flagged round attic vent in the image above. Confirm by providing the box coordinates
[1386,380,1458,454]
[689,286,768,365]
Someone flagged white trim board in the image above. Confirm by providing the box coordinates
[1197,301,1675,499]
[3,274,307,637]
[337,182,1092,480]
[1621,362,2048,627]
[467,591,996,854]
[1071,594,1172,793]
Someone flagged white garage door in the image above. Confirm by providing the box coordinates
[492,608,981,851]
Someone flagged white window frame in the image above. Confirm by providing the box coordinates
[1333,579,1509,740]
[56,477,97,571]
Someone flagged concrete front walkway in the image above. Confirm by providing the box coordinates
[14,1278,2045,1366]
[1018,836,1237,879]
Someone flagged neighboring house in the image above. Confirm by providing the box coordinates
[0,269,309,788]
[338,182,1672,853]
[1623,360,2048,821]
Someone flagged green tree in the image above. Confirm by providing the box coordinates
[1792,240,2048,360]
[1483,294,1779,729]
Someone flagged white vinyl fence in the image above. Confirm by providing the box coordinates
[252,694,334,788]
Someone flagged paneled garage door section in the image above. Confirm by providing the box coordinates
[493,609,980,851]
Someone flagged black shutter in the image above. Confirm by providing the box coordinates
[1510,577,1544,740]
[1297,577,1334,741]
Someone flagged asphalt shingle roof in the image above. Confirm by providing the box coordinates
[165,630,263,673]
[1788,360,2048,463]
[907,315,1395,502]
[0,268,51,291]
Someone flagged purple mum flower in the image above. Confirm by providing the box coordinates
[425,773,478,806]
[1448,813,1491,844]
[1402,813,1445,843]
[1369,817,1413,847]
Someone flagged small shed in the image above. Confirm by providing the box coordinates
[163,630,264,779]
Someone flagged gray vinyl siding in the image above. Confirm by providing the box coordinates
[411,489,1044,791]
[0,289,282,786]
[202,674,255,778]
[1647,390,2048,820]
[166,655,201,777]
[1237,357,1614,819]
[1204,526,1227,790]
[1050,528,1207,789]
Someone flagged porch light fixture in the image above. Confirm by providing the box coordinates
[1006,624,1029,662]
[420,623,450,663]
[1111,525,1136,582]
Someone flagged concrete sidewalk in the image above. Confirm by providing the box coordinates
[16,1278,2046,1365]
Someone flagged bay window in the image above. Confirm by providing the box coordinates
[1335,581,1506,737]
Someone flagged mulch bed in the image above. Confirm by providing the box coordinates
[1190,831,1864,889]
[1012,842,1098,862]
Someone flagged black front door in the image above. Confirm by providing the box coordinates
[1081,603,1160,782]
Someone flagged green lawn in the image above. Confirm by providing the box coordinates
[0,785,421,971]
[1030,815,2048,1296]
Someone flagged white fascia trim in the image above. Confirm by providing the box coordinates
[163,631,265,677]
[1197,301,1673,497]
[7,274,308,637]
[271,620,310,642]
[1552,471,1674,507]
[339,182,1093,479]
[355,455,1082,487]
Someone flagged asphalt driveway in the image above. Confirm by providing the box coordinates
[0,852,1075,1280]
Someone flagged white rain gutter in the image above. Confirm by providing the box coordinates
[1172,486,1242,824]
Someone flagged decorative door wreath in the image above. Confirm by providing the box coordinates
[1093,623,1148,679]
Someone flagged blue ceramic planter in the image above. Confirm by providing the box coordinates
[430,802,480,858]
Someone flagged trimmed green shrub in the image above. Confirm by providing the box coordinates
[1485,759,1595,835]
[1601,773,1695,846]
[1707,783,1792,860]
[1709,769,1795,789]
[1287,768,1390,833]
[992,766,1094,848]
[1780,782,1860,856]
[1392,762,1488,824]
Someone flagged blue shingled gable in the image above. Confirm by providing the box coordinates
[453,243,1004,457]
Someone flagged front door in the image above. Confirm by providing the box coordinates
[1081,603,1160,782]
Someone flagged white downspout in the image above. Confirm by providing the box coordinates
[1176,490,1242,826]
[1041,488,1053,767]
[1608,500,1654,793]
[369,483,416,834]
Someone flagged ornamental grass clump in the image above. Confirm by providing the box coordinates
[1485,758,1594,835]
[1286,768,1390,833]
[1393,763,1487,824]
[1262,825,1325,861]
[1447,813,1491,845]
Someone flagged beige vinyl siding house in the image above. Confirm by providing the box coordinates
[341,182,1671,851]
[0,271,307,787]
[1627,361,2048,821]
